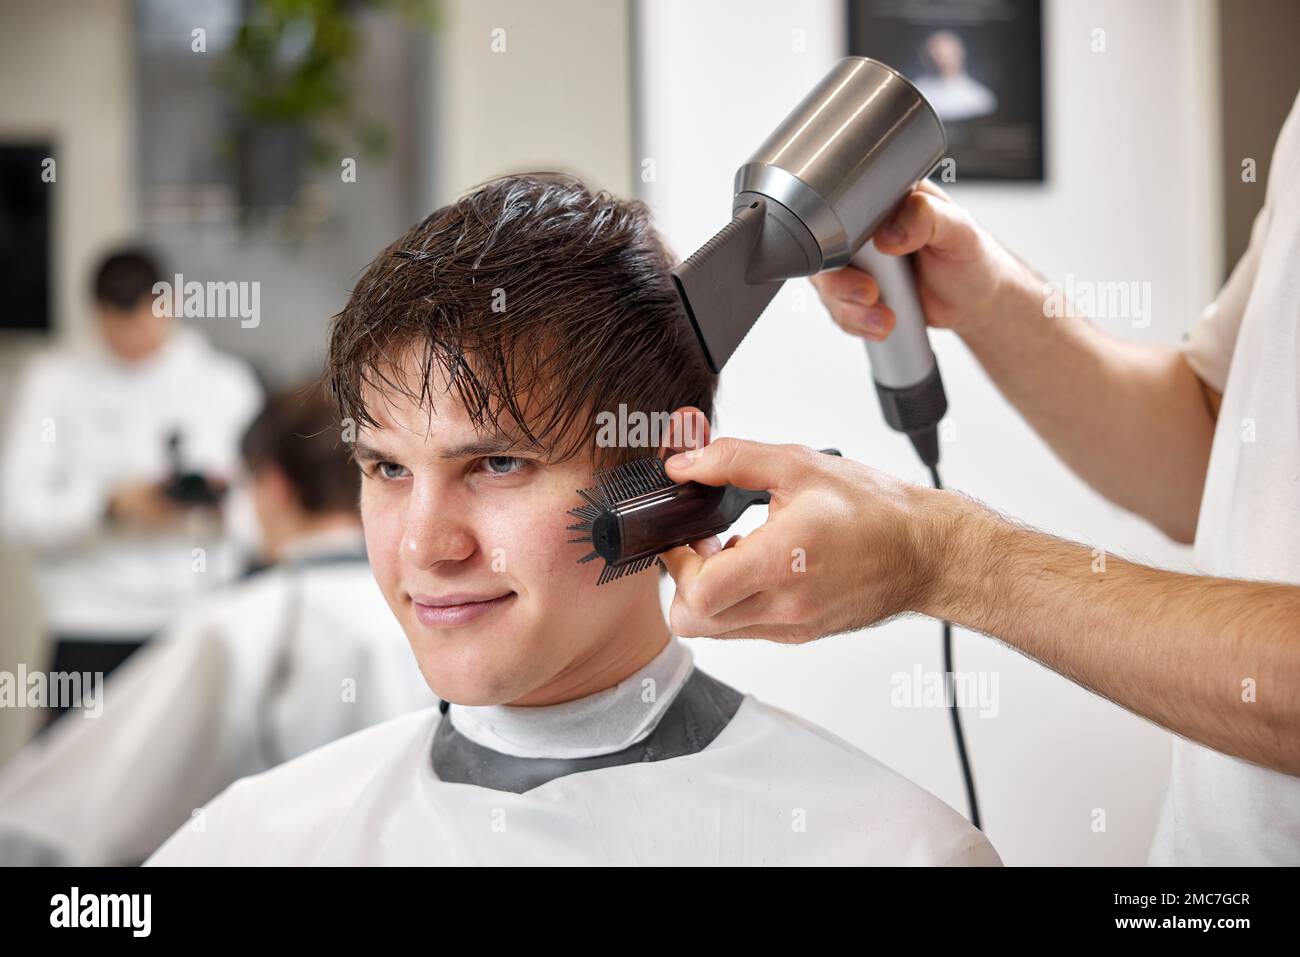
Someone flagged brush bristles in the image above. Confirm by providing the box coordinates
[591,456,674,502]
[596,555,661,585]
[566,455,677,584]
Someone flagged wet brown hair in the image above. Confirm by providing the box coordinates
[325,172,716,468]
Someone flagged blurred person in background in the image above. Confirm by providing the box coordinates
[0,388,433,866]
[1,247,262,725]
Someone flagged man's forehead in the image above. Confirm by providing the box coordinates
[358,383,555,454]
[360,356,517,428]
[355,346,591,462]
[360,374,467,432]
[355,405,535,455]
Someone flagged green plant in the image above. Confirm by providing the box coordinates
[222,0,438,167]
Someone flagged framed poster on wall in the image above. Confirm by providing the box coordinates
[848,0,1045,181]
[0,143,53,332]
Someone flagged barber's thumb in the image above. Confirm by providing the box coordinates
[664,436,785,491]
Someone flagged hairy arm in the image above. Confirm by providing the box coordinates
[664,440,1300,775]
[815,182,1222,543]
[959,266,1219,543]
[926,499,1300,773]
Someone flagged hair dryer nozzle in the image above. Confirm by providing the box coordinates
[671,202,784,374]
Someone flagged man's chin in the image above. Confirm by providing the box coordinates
[415,646,538,708]
[425,675,530,708]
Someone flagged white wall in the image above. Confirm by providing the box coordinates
[434,0,633,200]
[0,0,137,757]
[0,0,138,345]
[637,0,1221,865]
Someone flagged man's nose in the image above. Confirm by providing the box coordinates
[400,484,476,569]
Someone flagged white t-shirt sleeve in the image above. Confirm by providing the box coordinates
[1182,201,1271,393]
[1183,90,1300,393]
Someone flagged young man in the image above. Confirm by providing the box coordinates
[0,390,432,866]
[148,174,998,866]
[1,248,262,711]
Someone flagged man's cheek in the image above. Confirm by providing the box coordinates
[478,492,565,576]
[361,494,404,597]
[544,518,585,581]
[515,527,581,587]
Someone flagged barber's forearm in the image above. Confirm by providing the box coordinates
[923,498,1300,775]
[959,268,1215,542]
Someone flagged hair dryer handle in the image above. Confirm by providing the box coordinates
[848,242,936,389]
[847,242,948,465]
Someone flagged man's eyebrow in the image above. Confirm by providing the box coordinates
[436,437,530,460]
[351,435,542,463]
[351,442,391,464]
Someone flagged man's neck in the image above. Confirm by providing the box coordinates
[445,636,699,765]
[508,582,671,707]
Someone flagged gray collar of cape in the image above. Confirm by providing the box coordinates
[431,668,744,793]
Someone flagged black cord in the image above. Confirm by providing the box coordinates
[927,463,982,830]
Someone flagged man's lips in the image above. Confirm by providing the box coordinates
[410,591,515,628]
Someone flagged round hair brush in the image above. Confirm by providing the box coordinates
[568,448,841,585]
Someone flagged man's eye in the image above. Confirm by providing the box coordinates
[482,456,527,476]
[376,462,409,480]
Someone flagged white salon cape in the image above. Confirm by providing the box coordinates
[0,327,262,638]
[147,638,999,866]
[0,527,434,865]
[1154,91,1300,865]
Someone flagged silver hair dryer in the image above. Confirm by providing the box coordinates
[672,57,949,466]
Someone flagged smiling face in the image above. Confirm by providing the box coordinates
[325,173,718,705]
[356,358,678,707]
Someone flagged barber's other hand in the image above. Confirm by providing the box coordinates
[659,438,969,642]
[810,180,1020,341]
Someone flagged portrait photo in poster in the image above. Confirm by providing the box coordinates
[849,0,1046,181]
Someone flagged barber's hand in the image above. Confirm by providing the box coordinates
[810,180,1021,341]
[659,438,969,642]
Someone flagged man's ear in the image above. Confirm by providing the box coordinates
[660,406,710,458]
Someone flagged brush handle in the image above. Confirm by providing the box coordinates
[610,448,841,565]
[612,483,762,563]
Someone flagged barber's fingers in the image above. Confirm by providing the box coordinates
[873,186,974,259]
[656,535,720,584]
[693,535,722,558]
[670,587,816,643]
[665,521,790,625]
[659,544,702,585]
[660,532,738,587]
[810,267,880,307]
[669,587,769,638]
[664,437,812,496]
[809,268,895,342]
[660,542,758,620]
[914,178,955,202]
